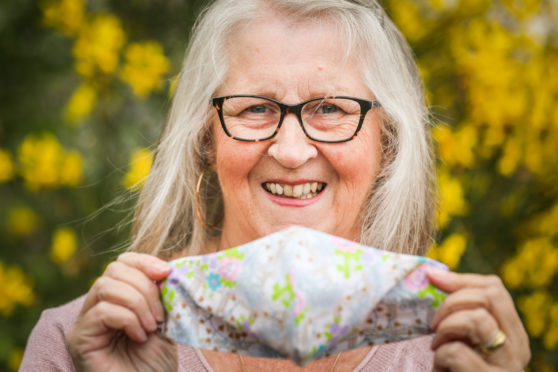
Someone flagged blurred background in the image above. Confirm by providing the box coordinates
[0,0,556,370]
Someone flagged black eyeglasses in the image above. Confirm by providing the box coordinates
[212,95,381,143]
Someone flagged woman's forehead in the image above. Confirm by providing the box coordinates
[217,16,367,99]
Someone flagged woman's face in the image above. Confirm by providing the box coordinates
[212,15,383,249]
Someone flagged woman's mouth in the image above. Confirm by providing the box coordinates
[262,182,325,199]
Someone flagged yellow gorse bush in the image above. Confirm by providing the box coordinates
[120,41,170,98]
[428,233,468,270]
[42,0,85,36]
[73,14,126,78]
[123,148,153,191]
[519,290,558,350]
[502,237,558,289]
[433,125,478,168]
[65,82,98,123]
[50,227,78,264]
[386,0,558,365]
[436,169,468,229]
[18,133,83,190]
[42,0,171,123]
[0,262,35,316]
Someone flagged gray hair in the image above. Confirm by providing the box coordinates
[129,0,435,257]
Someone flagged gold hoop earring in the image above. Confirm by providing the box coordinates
[195,167,222,230]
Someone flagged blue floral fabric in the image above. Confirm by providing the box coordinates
[158,226,447,366]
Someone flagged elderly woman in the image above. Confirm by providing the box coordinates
[21,0,530,371]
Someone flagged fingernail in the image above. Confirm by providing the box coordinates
[150,260,171,275]
[426,267,448,278]
[154,260,171,272]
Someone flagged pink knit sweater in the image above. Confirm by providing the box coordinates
[21,296,435,371]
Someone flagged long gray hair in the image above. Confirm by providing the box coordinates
[129,0,435,257]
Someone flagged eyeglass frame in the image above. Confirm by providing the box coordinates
[211,94,381,143]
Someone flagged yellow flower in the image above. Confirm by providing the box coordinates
[0,261,35,316]
[73,14,126,77]
[120,41,170,98]
[500,259,522,289]
[501,238,558,289]
[123,148,153,190]
[535,203,558,238]
[60,151,83,186]
[436,233,467,270]
[18,133,83,190]
[65,83,98,123]
[437,169,468,228]
[6,206,39,237]
[433,124,478,168]
[452,19,529,149]
[50,227,78,263]
[0,148,15,183]
[18,133,63,190]
[42,0,85,36]
[518,290,551,337]
[390,0,430,42]
[497,137,521,176]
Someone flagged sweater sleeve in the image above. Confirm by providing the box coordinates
[19,297,85,372]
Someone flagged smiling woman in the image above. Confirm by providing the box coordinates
[20,0,530,371]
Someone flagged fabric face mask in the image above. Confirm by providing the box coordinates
[158,226,447,366]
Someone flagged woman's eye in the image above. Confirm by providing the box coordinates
[246,105,268,114]
[319,104,340,114]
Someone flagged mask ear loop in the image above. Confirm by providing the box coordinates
[195,166,223,230]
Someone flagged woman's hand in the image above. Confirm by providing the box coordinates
[427,269,530,372]
[66,252,177,372]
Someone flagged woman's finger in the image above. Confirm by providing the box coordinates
[81,276,158,333]
[428,269,523,338]
[116,252,171,281]
[430,287,496,330]
[434,341,491,372]
[80,254,169,319]
[103,260,166,322]
[71,301,148,348]
[431,307,499,351]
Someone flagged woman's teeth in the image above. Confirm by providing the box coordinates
[264,182,325,199]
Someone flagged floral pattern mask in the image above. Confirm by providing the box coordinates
[158,226,447,366]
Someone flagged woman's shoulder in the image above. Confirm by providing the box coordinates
[20,295,86,372]
[359,335,434,372]
[36,295,86,332]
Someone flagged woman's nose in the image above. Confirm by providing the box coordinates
[267,114,318,169]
